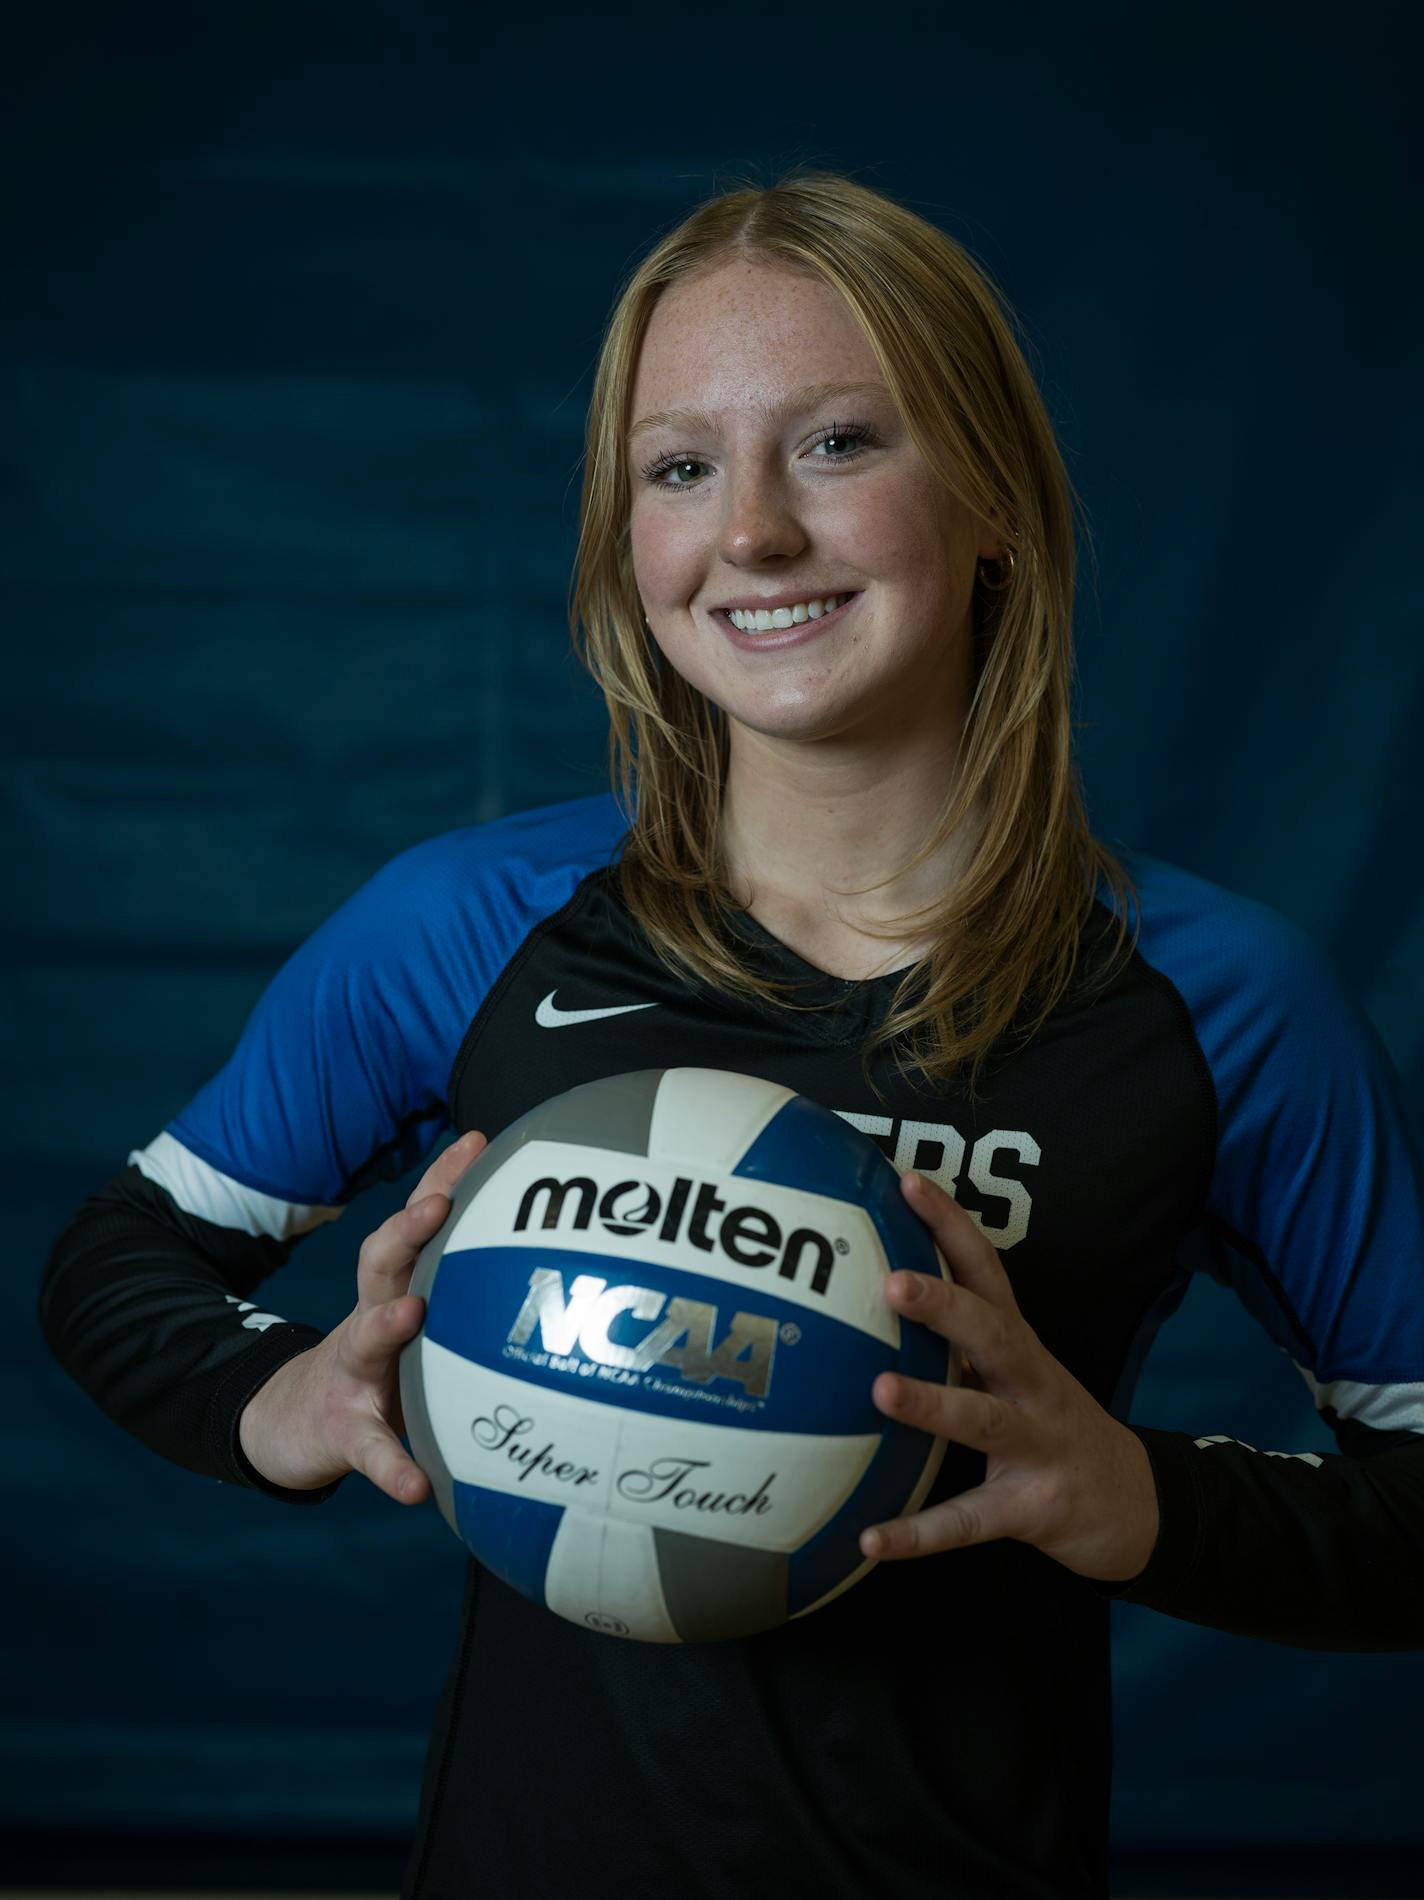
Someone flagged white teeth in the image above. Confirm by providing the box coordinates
[726,595,848,632]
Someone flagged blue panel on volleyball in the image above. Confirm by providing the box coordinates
[735,1094,950,1391]
[425,1245,893,1434]
[452,1481,564,1609]
[785,1421,943,1616]
[733,1092,887,1204]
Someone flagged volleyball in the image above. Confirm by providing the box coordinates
[399,1067,960,1643]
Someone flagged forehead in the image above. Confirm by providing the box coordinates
[628,261,886,428]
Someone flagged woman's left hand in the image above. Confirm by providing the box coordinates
[861,1169,1160,1584]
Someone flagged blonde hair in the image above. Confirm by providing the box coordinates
[568,166,1140,1103]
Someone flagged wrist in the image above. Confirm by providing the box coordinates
[1111,1425,1162,1580]
[235,1348,328,1491]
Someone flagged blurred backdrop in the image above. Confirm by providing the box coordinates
[4,2,1421,1893]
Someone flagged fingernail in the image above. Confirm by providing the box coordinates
[895,1273,919,1303]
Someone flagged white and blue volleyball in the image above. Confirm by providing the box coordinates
[400,1067,959,1643]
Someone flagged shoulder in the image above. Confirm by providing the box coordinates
[1088,847,1379,1181]
[1093,846,1354,1047]
[155,793,633,1212]
[297,790,631,979]
[344,790,630,918]
[1091,844,1412,1188]
[1096,848,1424,1398]
[264,788,633,1075]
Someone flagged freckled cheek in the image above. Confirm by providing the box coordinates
[637,577,713,690]
[819,486,924,580]
[629,512,704,616]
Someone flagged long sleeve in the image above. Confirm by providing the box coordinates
[1084,856,1424,1650]
[36,831,473,1504]
[1089,1421,1424,1649]
[39,1161,344,1503]
[36,802,624,1507]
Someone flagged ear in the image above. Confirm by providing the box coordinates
[975,508,1017,563]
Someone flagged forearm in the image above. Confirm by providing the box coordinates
[1087,1425,1424,1651]
[39,1164,339,1502]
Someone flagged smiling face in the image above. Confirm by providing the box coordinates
[626,257,1004,756]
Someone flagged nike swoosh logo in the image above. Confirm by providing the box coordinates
[535,990,659,1029]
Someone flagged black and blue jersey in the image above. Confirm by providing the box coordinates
[39,791,1424,1899]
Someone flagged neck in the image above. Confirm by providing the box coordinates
[718,718,981,974]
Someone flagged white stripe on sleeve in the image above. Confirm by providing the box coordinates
[1296,1364,1424,1437]
[128,1131,347,1243]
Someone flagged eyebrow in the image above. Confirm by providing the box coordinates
[627,379,893,444]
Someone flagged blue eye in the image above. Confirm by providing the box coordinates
[638,420,881,493]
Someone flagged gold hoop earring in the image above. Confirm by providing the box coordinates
[977,546,1017,593]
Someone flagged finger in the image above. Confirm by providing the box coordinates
[353,1131,488,1311]
[860,1481,1018,1560]
[347,1415,432,1507]
[871,1371,1022,1453]
[357,1194,451,1309]
[883,1269,1024,1394]
[342,1293,427,1381]
[405,1128,488,1210]
[358,1130,488,1312]
[900,1171,1019,1311]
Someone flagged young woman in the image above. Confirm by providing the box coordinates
[40,171,1424,1898]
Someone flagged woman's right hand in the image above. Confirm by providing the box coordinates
[236,1128,489,1501]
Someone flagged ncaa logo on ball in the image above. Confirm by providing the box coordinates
[506,1264,780,1399]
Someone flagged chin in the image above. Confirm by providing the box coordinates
[721,696,870,747]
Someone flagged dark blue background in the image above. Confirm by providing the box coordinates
[6,2,1421,1891]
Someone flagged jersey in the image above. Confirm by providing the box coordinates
[38,791,1424,1900]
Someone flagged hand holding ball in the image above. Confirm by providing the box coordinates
[400,1068,961,1642]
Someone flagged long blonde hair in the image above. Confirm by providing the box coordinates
[569,167,1140,1103]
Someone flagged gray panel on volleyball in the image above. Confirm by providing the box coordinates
[399,1338,460,1537]
[402,1069,668,1540]
[653,1530,789,1643]
[408,1067,666,1309]
[517,1066,666,1157]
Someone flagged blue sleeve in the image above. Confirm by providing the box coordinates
[1166,861,1424,1432]
[39,794,627,1504]
[140,793,627,1230]
[167,834,476,1209]
[1089,855,1424,1649]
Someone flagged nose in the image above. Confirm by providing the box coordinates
[716,460,809,569]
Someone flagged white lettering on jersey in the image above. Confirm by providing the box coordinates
[832,1111,1038,1250]
[966,1132,1039,1250]
[223,1292,287,1333]
[893,1119,967,1195]
[1194,1433,1324,1467]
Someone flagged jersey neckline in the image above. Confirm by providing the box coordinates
[724,904,923,995]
